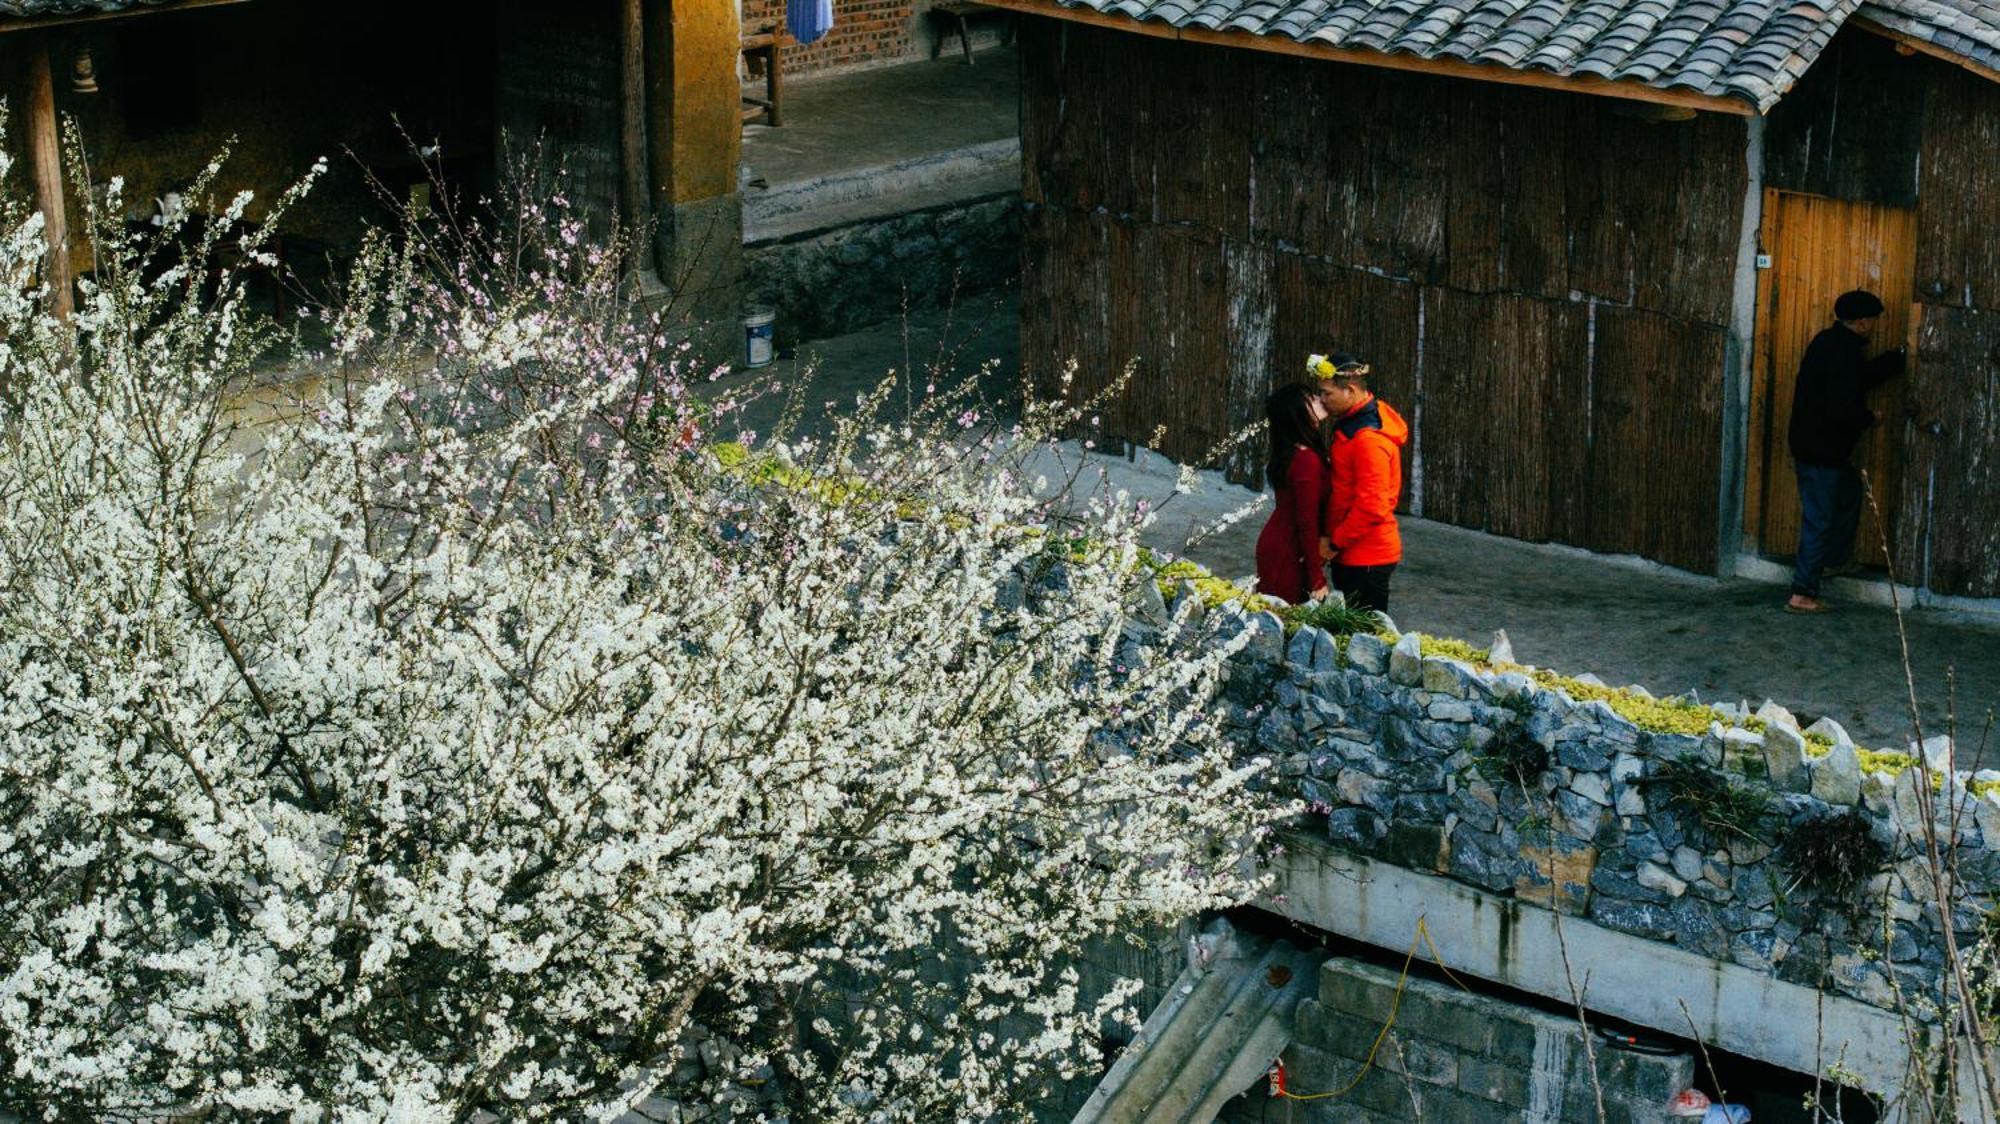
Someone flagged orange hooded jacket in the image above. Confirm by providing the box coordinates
[1325,394,1409,567]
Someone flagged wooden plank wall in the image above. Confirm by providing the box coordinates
[1019,19,1745,574]
[1905,61,2000,598]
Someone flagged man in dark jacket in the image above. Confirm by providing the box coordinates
[1784,289,1906,614]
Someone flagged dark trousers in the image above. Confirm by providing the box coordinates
[1791,461,1862,598]
[1332,563,1396,615]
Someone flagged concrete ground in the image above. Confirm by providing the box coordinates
[740,47,1019,188]
[707,293,2000,753]
[740,48,1022,243]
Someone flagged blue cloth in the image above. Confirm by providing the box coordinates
[1791,460,1862,597]
[787,0,833,45]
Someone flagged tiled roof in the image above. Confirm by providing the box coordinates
[1860,0,2000,75]
[1030,0,2000,109]
[0,0,171,14]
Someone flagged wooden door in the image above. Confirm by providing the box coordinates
[1746,190,1917,566]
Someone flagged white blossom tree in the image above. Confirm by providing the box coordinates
[0,141,1282,1121]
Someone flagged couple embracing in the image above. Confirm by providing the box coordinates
[1254,353,1408,614]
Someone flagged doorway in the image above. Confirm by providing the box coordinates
[1745,189,1916,567]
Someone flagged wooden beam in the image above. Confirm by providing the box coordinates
[22,37,73,320]
[619,0,648,275]
[984,0,1758,116]
[0,0,251,33]
[1851,15,2000,90]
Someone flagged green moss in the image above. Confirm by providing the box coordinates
[1858,748,1917,776]
[1527,670,1717,737]
[1804,732,1836,758]
[1419,636,1491,665]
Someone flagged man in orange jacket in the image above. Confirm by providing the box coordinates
[1311,353,1409,614]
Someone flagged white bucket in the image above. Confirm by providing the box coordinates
[744,307,776,368]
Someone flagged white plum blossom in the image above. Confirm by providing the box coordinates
[0,144,1282,1120]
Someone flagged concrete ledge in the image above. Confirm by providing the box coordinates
[744,138,1021,244]
[1263,834,1934,1098]
[1734,554,2000,624]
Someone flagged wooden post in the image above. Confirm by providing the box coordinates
[23,36,73,320]
[619,0,649,277]
[641,0,743,315]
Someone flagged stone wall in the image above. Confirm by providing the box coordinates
[744,193,1020,344]
[1214,957,1694,1124]
[1182,595,2000,1021]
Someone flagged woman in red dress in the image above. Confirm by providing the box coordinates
[1254,382,1332,604]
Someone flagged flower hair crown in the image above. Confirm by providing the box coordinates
[1306,353,1370,380]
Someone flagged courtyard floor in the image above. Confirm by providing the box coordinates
[721,291,2000,752]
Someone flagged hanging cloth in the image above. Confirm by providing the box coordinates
[787,0,833,45]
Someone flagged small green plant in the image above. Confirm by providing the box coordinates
[1278,598,1385,639]
[1649,758,1771,846]
[1472,693,1548,790]
[1775,810,1888,905]
[1518,812,1552,845]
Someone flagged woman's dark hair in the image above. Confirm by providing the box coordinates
[1265,383,1329,492]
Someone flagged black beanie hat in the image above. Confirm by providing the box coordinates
[1834,290,1885,320]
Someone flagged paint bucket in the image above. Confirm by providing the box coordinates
[743,307,776,369]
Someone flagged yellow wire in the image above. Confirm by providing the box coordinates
[1277,915,1473,1102]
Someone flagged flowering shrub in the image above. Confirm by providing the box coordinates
[0,147,1281,1120]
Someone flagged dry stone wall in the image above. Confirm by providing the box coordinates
[1178,593,2000,1019]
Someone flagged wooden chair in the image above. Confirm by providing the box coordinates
[741,26,791,126]
[927,1,1014,64]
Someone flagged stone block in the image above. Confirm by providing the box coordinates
[1810,740,1862,805]
[1553,787,1607,841]
[1556,737,1613,774]
[1636,861,1687,898]
[1719,726,1764,772]
[1413,1083,1510,1124]
[1389,632,1424,686]
[1328,807,1387,851]
[1455,1054,1529,1106]
[1516,843,1597,911]
[1447,826,1522,890]
[1595,1045,1696,1104]
[1806,716,1854,749]
[1382,822,1448,872]
[1289,624,1338,673]
[1569,772,1612,807]
[1336,770,1395,814]
[1428,699,1477,723]
[1246,610,1287,665]
[1763,722,1810,792]
[1670,896,1729,958]
[1587,897,1679,941]
[1298,998,1387,1063]
[1347,633,1390,675]
[1391,990,1494,1054]
[1378,1034,1458,1086]
[1645,731,1707,763]
[1670,845,1704,884]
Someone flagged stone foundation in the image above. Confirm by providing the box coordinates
[1216,957,1694,1124]
[743,193,1020,345]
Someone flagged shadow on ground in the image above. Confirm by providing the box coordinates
[703,296,2000,752]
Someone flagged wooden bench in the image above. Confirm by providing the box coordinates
[927,1,1014,64]
[741,27,791,126]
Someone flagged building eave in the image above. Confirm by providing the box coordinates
[1851,12,2000,88]
[986,0,1760,118]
